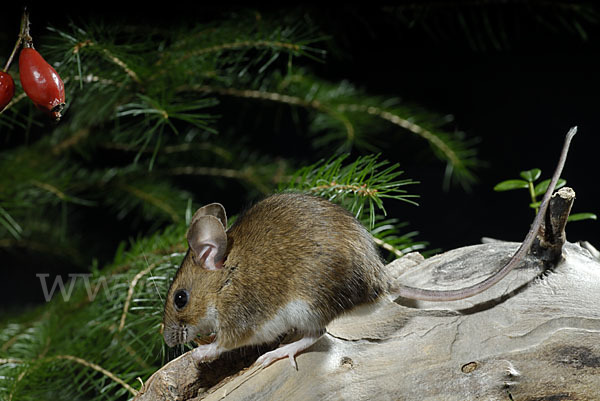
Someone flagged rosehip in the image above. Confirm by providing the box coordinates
[0,71,15,112]
[19,47,65,120]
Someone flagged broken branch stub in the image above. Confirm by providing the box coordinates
[532,186,576,264]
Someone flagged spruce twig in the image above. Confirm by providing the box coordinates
[282,154,418,228]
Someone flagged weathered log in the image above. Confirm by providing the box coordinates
[136,239,600,401]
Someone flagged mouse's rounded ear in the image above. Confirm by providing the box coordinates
[187,215,227,270]
[189,203,227,231]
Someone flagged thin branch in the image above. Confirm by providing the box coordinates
[184,85,356,144]
[0,358,23,364]
[186,40,301,57]
[98,141,233,160]
[72,40,141,84]
[53,354,137,396]
[337,103,462,168]
[29,180,68,201]
[117,184,181,222]
[372,237,405,258]
[8,368,28,401]
[52,129,90,155]
[169,166,249,179]
[119,261,161,333]
[0,92,27,115]
[308,181,380,197]
[3,9,30,71]
[169,166,273,194]
[29,180,95,206]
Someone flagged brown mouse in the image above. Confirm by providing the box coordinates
[163,128,576,369]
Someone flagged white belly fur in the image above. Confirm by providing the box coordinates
[248,300,322,345]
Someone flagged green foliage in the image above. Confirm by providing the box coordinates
[0,9,478,269]
[494,167,596,222]
[0,224,186,401]
[567,212,598,222]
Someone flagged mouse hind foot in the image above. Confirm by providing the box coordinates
[255,332,323,370]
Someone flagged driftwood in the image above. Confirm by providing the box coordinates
[135,189,600,401]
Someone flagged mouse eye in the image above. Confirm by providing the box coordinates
[173,289,189,310]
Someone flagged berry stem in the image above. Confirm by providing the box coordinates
[3,8,32,72]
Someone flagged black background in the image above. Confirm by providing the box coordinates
[1,3,599,307]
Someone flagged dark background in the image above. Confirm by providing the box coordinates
[305,5,599,252]
[1,3,599,306]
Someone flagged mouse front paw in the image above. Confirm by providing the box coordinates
[191,342,223,363]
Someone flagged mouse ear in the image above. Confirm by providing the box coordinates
[187,215,227,270]
[189,203,227,230]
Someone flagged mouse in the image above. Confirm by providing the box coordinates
[163,127,576,369]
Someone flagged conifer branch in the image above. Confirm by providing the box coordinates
[186,39,302,57]
[0,238,82,261]
[70,39,141,84]
[119,260,162,332]
[0,205,22,240]
[99,141,233,160]
[52,128,90,154]
[372,237,405,258]
[186,85,312,105]
[100,48,141,84]
[117,184,182,223]
[186,85,357,146]
[0,358,22,364]
[337,103,462,169]
[121,341,152,370]
[169,166,275,194]
[1,334,20,353]
[9,369,27,401]
[0,92,27,115]
[30,180,69,201]
[368,216,429,258]
[53,354,137,396]
[70,74,121,87]
[184,84,356,142]
[282,154,418,229]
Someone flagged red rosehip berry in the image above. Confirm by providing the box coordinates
[0,71,15,112]
[19,47,65,120]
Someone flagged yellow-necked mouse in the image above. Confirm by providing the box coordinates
[163,128,576,369]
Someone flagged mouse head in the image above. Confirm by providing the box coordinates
[163,203,228,347]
